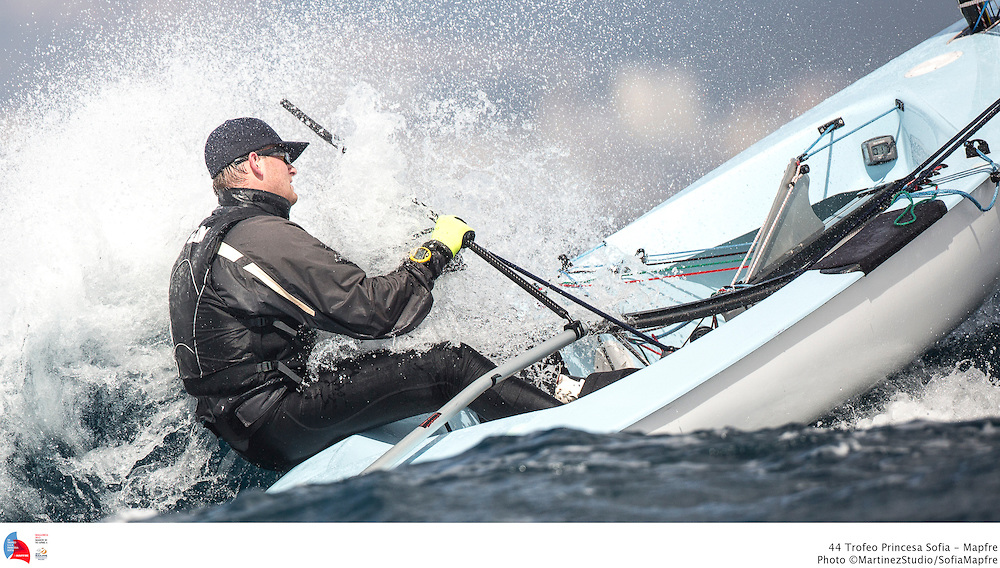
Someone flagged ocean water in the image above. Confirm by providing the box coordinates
[160,420,1000,522]
[155,294,1000,523]
[1,0,995,524]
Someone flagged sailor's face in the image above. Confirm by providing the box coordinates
[256,148,298,205]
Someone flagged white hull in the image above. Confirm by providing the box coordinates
[269,20,1000,491]
[631,179,1000,434]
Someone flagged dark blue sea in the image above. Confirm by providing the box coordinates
[159,419,1000,523]
[2,0,996,528]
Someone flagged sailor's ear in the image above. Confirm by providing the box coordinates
[246,152,265,179]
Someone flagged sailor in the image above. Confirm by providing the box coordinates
[168,117,565,471]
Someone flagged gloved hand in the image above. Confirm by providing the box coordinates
[430,215,475,256]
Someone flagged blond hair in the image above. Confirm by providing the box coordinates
[212,161,251,196]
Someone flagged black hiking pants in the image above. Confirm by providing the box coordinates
[241,343,562,471]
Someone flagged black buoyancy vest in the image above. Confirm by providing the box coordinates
[170,190,316,404]
[169,204,270,395]
[170,192,317,447]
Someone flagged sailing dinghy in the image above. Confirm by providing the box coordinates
[270,5,1000,492]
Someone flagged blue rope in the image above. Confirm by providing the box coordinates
[803,104,902,161]
[899,186,999,213]
[801,123,837,158]
[892,152,1000,224]
[974,2,988,32]
[976,147,999,170]
[652,322,691,341]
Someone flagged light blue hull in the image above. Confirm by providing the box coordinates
[270,20,1000,492]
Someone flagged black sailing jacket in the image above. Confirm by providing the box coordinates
[168,188,451,447]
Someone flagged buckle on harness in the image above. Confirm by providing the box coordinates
[255,361,305,384]
[247,317,300,338]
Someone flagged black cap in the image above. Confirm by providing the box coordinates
[204,117,309,178]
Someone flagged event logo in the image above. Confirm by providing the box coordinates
[3,533,30,563]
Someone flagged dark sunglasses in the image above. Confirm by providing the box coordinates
[257,148,293,165]
[233,147,293,167]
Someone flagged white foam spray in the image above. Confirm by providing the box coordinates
[0,0,621,520]
[858,368,1000,428]
[852,292,1000,429]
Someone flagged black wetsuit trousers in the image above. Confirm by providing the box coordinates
[242,343,561,471]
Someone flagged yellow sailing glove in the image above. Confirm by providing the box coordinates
[430,215,475,256]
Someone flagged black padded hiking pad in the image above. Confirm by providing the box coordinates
[811,199,947,274]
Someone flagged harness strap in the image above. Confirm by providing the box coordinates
[256,361,306,385]
[272,320,300,337]
[245,316,300,337]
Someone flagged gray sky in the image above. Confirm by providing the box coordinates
[0,0,967,216]
[0,1,963,105]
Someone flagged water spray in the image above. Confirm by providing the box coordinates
[279,99,669,351]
